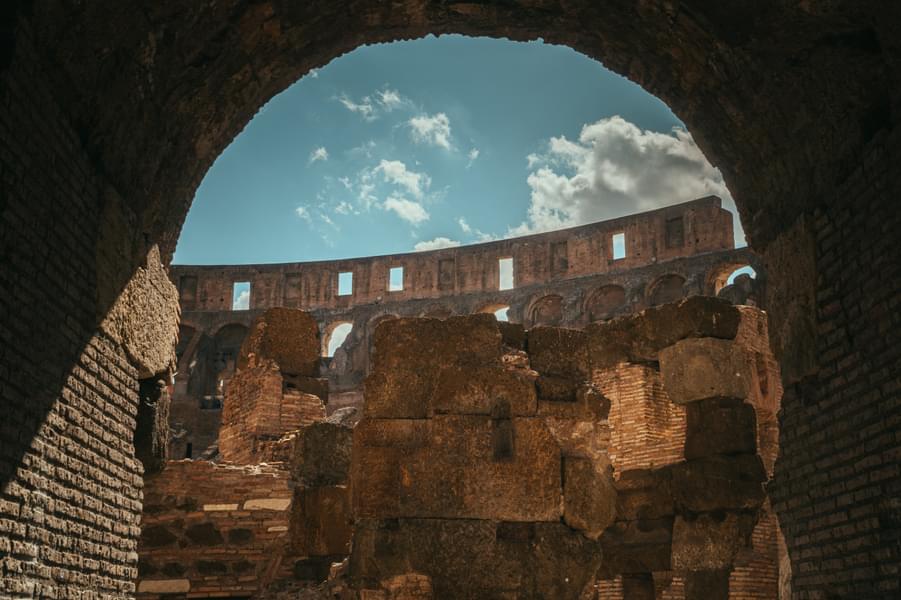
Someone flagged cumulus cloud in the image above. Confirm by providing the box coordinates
[308,68,319,79]
[383,195,429,225]
[409,113,452,150]
[308,146,329,164]
[295,206,313,223]
[375,159,431,199]
[414,237,461,252]
[466,148,480,168]
[509,116,733,237]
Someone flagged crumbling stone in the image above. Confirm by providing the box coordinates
[658,337,752,404]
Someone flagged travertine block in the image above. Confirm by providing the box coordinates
[659,337,751,403]
[563,457,617,540]
[684,397,757,459]
[672,512,756,570]
[668,454,767,512]
[238,307,320,376]
[431,364,537,416]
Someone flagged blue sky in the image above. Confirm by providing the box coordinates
[175,35,741,265]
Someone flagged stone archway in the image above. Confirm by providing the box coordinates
[2,4,900,598]
[529,294,564,327]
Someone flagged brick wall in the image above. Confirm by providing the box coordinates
[0,22,177,598]
[136,461,293,598]
[769,127,901,598]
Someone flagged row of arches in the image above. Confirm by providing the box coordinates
[319,265,757,352]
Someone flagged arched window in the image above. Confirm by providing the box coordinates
[648,274,686,307]
[477,303,511,322]
[529,295,564,327]
[585,285,626,322]
[324,322,354,357]
[710,264,757,295]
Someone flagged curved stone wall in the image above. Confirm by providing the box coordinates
[168,200,761,459]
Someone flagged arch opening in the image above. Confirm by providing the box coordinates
[324,322,354,358]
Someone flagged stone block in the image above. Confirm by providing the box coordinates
[137,579,191,594]
[292,421,353,487]
[351,519,601,599]
[291,485,352,557]
[586,296,741,369]
[366,316,504,418]
[528,326,589,377]
[599,517,673,576]
[498,321,526,349]
[238,308,320,376]
[672,512,756,570]
[352,417,562,522]
[659,338,751,404]
[243,497,292,511]
[614,469,674,521]
[668,455,767,512]
[563,457,617,540]
[684,398,757,459]
[431,364,537,416]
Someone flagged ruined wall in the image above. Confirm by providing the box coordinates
[172,198,733,312]
[137,309,354,598]
[137,461,293,598]
[218,308,328,464]
[170,205,759,458]
[2,3,900,598]
[350,300,782,599]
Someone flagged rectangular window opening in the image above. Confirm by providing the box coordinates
[388,266,404,292]
[665,216,685,248]
[338,271,353,296]
[612,232,626,260]
[498,257,514,290]
[232,281,251,310]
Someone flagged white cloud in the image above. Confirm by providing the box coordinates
[414,237,461,252]
[383,195,429,225]
[308,68,319,79]
[466,148,480,168]
[295,206,313,223]
[377,88,407,111]
[233,290,250,310]
[409,113,452,150]
[334,201,354,215]
[509,116,734,238]
[308,146,329,164]
[337,88,410,121]
[338,94,376,121]
[457,217,496,242]
[375,159,431,199]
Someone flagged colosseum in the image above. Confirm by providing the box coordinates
[2,3,900,600]
[167,197,760,460]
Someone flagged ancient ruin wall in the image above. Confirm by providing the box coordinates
[169,201,759,460]
[171,197,733,312]
[2,4,900,598]
[350,299,783,599]
[137,309,353,598]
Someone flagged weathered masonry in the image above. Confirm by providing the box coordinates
[169,198,761,459]
[137,300,785,599]
[2,3,900,599]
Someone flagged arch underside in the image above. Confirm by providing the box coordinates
[1,2,900,598]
